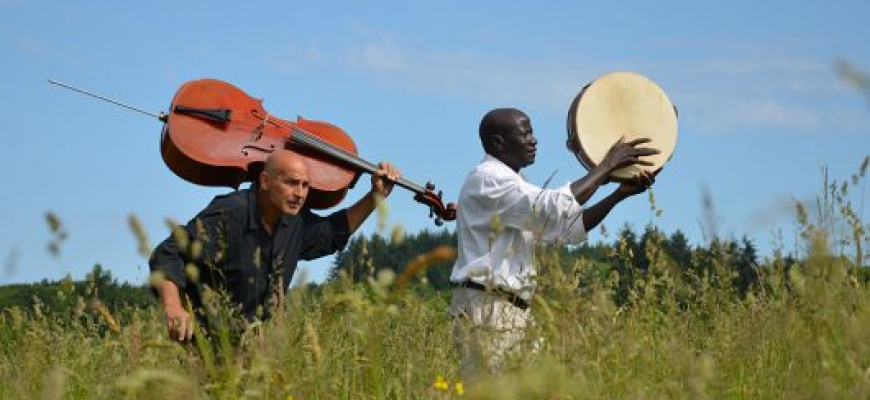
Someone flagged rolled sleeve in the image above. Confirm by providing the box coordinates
[299,209,352,260]
[550,184,587,243]
[482,174,586,245]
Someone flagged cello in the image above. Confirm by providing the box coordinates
[49,78,457,225]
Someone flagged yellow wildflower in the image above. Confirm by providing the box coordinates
[454,382,465,395]
[433,375,449,391]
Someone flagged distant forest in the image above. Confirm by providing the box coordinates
[0,224,782,315]
[329,226,770,303]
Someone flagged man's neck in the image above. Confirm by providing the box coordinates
[487,153,522,173]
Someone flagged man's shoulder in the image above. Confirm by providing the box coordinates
[466,159,518,185]
[198,189,251,218]
[210,189,249,206]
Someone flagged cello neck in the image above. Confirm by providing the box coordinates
[287,123,456,225]
[288,127,426,195]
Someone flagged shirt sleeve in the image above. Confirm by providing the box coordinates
[298,209,352,260]
[149,229,188,290]
[148,203,229,290]
[476,173,587,244]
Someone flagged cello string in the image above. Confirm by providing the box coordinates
[268,118,427,193]
[206,113,428,193]
[288,131,426,193]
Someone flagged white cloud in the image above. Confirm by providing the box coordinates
[660,51,870,135]
[375,49,870,136]
[341,24,407,72]
[16,38,42,54]
[359,41,406,71]
[739,100,822,130]
[348,45,593,112]
[300,29,870,136]
[681,92,870,135]
[263,41,326,74]
[696,53,827,76]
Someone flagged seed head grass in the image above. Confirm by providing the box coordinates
[2,161,869,399]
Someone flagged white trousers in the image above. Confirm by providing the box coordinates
[449,287,540,380]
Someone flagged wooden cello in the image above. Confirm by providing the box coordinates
[49,78,457,225]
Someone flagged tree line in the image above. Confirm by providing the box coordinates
[0,264,154,316]
[328,225,775,303]
[3,224,857,314]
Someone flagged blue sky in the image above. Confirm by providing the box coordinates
[2,1,869,286]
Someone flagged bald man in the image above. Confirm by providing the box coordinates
[149,150,399,342]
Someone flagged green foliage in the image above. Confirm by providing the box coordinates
[331,221,766,305]
[330,228,458,289]
[3,226,870,399]
[0,264,155,322]
[3,154,867,399]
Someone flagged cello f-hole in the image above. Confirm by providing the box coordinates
[241,143,276,156]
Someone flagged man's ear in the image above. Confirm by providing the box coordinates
[488,134,505,153]
[259,170,270,190]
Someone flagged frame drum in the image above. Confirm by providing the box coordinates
[566,72,677,181]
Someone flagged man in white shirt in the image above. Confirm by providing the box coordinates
[449,107,659,379]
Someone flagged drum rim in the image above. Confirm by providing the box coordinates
[566,83,596,171]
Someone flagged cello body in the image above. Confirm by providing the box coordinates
[160,79,357,209]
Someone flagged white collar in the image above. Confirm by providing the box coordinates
[482,153,526,180]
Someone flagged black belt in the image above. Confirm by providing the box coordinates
[453,281,530,310]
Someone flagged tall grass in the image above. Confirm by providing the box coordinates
[2,159,868,400]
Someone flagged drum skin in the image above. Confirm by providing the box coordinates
[567,72,677,181]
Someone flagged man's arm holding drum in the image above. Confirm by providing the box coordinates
[568,136,660,231]
[569,137,659,204]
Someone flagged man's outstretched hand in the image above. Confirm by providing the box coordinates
[600,136,660,172]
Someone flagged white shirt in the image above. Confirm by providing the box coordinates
[450,155,587,300]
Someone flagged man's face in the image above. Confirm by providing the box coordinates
[262,161,310,216]
[497,115,538,171]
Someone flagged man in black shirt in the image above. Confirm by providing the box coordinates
[149,149,399,341]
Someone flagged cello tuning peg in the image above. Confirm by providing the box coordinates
[426,182,435,191]
[435,217,444,227]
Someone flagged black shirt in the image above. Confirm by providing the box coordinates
[148,188,350,324]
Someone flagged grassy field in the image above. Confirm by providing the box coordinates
[2,163,869,400]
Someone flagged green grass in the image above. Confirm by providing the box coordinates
[3,235,870,400]
[2,158,869,400]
